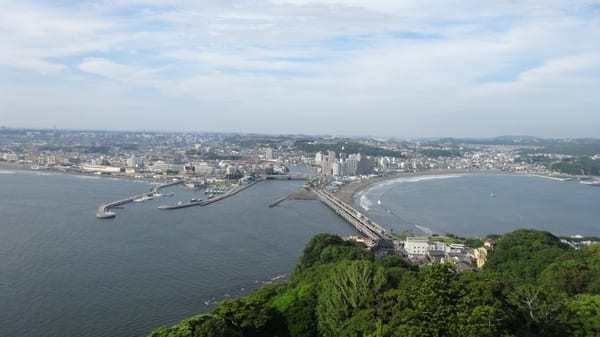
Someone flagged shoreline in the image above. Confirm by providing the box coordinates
[0,162,173,185]
[333,169,573,205]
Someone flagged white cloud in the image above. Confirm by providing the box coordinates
[1,0,600,136]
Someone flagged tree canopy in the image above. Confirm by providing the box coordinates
[149,230,600,337]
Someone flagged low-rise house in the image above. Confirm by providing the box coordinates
[427,250,445,263]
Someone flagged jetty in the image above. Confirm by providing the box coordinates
[158,180,259,210]
[268,196,288,208]
[96,180,183,219]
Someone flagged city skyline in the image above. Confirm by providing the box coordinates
[1,0,599,137]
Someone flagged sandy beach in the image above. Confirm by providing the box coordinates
[334,169,506,204]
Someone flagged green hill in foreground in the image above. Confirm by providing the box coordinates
[149,230,600,337]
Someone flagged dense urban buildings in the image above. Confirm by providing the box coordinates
[3,128,599,186]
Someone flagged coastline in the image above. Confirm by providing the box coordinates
[334,169,538,204]
[0,161,165,185]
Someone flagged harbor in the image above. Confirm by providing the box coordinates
[157,180,260,210]
[95,180,183,219]
[95,174,308,218]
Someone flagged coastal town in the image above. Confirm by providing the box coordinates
[2,127,599,270]
[2,128,600,185]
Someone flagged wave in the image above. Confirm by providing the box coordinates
[270,274,287,281]
[359,193,372,211]
[72,175,101,180]
[30,171,57,176]
[414,224,434,235]
[366,174,463,193]
[358,174,464,210]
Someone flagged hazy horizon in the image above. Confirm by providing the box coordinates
[5,124,600,141]
[1,1,599,137]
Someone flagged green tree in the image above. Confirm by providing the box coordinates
[148,314,241,337]
[484,229,569,282]
[292,233,371,277]
[506,284,567,336]
[316,260,385,337]
[565,294,600,337]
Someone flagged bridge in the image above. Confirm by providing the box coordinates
[311,187,391,241]
[264,174,311,181]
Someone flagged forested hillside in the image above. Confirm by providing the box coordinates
[149,230,600,337]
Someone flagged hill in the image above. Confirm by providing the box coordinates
[149,231,600,337]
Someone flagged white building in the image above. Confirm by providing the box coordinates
[404,237,430,256]
[315,152,323,164]
[193,162,215,175]
[149,160,177,173]
[332,162,342,176]
[81,164,123,174]
[265,148,273,161]
[429,241,448,252]
[2,153,18,161]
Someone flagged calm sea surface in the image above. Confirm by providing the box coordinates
[0,171,355,337]
[354,174,600,237]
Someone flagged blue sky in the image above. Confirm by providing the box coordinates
[1,0,599,137]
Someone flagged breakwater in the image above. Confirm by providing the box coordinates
[158,180,260,210]
[96,180,183,219]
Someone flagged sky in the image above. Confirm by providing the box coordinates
[0,0,599,137]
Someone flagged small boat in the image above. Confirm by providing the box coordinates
[490,192,496,197]
[377,200,382,205]
[185,182,204,190]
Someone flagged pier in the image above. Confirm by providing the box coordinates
[311,187,390,241]
[96,180,183,219]
[157,180,259,210]
[96,175,305,218]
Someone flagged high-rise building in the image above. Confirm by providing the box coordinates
[344,157,358,176]
[127,155,143,168]
[321,156,330,175]
[265,148,273,160]
[315,152,323,164]
[332,161,342,177]
[328,151,336,162]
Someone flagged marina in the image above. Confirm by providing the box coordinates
[157,180,260,210]
[95,180,183,219]
[96,175,306,217]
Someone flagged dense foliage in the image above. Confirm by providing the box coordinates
[418,149,462,158]
[184,150,243,161]
[426,137,600,156]
[149,231,600,337]
[295,140,403,158]
[551,157,600,176]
